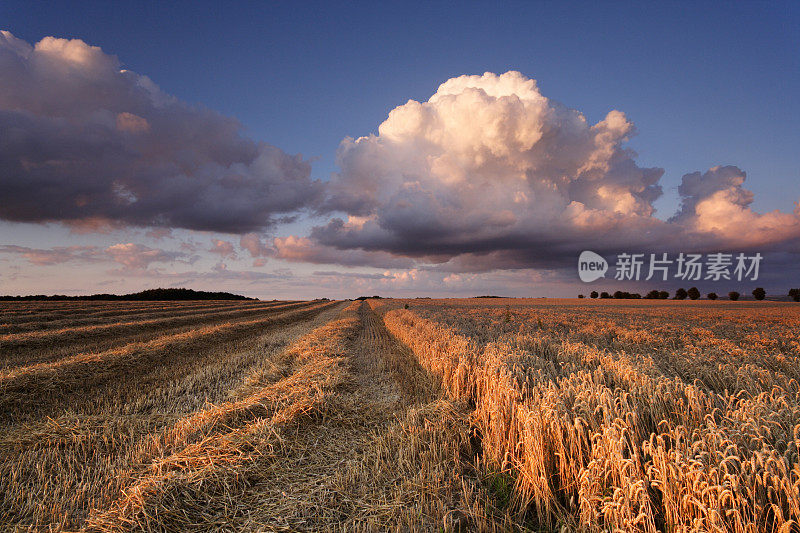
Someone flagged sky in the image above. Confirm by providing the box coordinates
[1,1,798,299]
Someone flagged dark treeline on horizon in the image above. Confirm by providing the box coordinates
[0,288,255,301]
[581,287,800,301]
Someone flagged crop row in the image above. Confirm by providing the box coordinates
[381,303,800,532]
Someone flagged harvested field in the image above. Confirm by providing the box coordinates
[0,300,309,370]
[1,298,798,532]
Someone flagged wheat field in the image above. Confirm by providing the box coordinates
[0,298,797,532]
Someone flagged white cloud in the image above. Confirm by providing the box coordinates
[302,71,800,271]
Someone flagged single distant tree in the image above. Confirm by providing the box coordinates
[613,290,624,299]
[790,288,800,302]
[600,291,611,299]
[707,292,718,300]
[645,289,660,299]
[674,288,688,300]
[578,294,585,298]
[590,291,599,299]
[728,291,740,301]
[659,290,669,299]
[687,287,701,300]
[752,287,766,301]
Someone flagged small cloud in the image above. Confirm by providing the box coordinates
[312,270,390,280]
[0,244,103,265]
[105,242,182,270]
[672,166,800,247]
[239,232,272,257]
[179,239,200,253]
[209,239,237,259]
[63,217,123,234]
[115,112,150,134]
[145,227,173,240]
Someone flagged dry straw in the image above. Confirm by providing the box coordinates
[382,300,800,532]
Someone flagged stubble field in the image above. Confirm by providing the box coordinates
[0,298,798,532]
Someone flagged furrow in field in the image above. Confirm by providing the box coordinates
[87,301,483,532]
[84,301,362,532]
[0,300,317,370]
[0,302,346,530]
[0,301,272,332]
[1,300,306,345]
[0,301,337,426]
[0,300,283,334]
[0,301,187,321]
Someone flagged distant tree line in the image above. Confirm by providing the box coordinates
[583,287,798,301]
[0,288,254,301]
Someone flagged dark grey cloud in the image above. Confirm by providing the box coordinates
[273,235,415,268]
[0,31,322,233]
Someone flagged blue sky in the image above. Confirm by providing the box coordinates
[6,1,798,210]
[1,1,798,298]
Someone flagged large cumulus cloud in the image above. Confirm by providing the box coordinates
[287,71,800,270]
[0,31,322,233]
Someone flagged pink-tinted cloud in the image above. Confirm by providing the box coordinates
[145,227,173,240]
[672,165,800,247]
[62,217,124,234]
[0,242,183,271]
[0,245,102,265]
[209,239,237,259]
[239,233,271,258]
[104,243,183,270]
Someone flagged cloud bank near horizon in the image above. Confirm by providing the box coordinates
[0,31,322,234]
[0,29,797,282]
